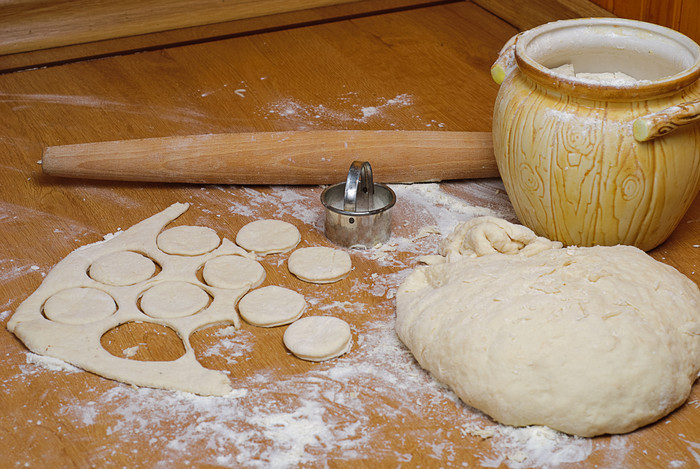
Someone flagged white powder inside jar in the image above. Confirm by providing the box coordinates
[550,63,642,85]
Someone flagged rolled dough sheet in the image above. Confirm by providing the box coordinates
[7,203,254,396]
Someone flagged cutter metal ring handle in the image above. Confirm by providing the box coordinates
[321,160,396,248]
[343,161,375,213]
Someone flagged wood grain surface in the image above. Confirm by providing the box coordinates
[0,0,436,73]
[0,0,370,54]
[1,1,699,467]
[591,0,700,44]
[41,130,497,184]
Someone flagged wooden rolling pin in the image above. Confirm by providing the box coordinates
[42,130,498,185]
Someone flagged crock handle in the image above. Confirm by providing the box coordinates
[490,34,519,85]
[633,99,700,142]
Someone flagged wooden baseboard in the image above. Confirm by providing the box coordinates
[0,0,439,72]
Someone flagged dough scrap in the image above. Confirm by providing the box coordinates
[203,255,266,289]
[43,287,117,325]
[287,246,352,284]
[283,316,352,362]
[439,216,561,261]
[237,285,306,327]
[157,225,220,255]
[89,250,156,286]
[235,219,300,255]
[396,216,700,437]
[7,203,252,396]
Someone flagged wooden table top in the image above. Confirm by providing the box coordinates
[1,1,699,467]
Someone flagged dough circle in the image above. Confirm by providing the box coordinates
[43,287,117,324]
[89,251,156,286]
[235,220,300,255]
[237,285,306,327]
[288,247,352,284]
[140,281,210,318]
[283,316,352,362]
[396,222,700,437]
[202,255,265,289]
[157,225,220,255]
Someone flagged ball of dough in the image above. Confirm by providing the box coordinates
[235,220,300,255]
[288,246,352,284]
[203,255,266,289]
[44,287,117,324]
[157,225,220,255]
[396,244,700,437]
[140,281,210,318]
[89,251,156,286]
[283,316,352,362]
[237,285,306,327]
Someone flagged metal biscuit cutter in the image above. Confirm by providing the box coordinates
[321,161,396,248]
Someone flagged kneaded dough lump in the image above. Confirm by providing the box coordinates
[396,217,700,437]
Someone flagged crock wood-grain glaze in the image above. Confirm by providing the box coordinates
[492,18,700,250]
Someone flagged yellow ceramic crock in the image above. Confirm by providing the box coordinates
[491,18,700,251]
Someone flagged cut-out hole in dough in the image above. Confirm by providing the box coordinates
[189,322,249,370]
[89,250,157,286]
[237,285,306,327]
[157,225,221,256]
[43,287,117,325]
[101,321,186,362]
[140,281,210,318]
[235,219,300,255]
[202,255,266,289]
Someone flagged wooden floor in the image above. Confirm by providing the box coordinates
[1,1,699,467]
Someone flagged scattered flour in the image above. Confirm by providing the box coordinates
[0,259,46,283]
[122,345,141,359]
[33,298,600,468]
[5,180,691,467]
[25,352,81,373]
[199,328,256,365]
[479,425,593,468]
[682,438,700,466]
[391,183,499,232]
[0,92,209,126]
[215,186,323,228]
[261,93,416,128]
[413,225,441,240]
